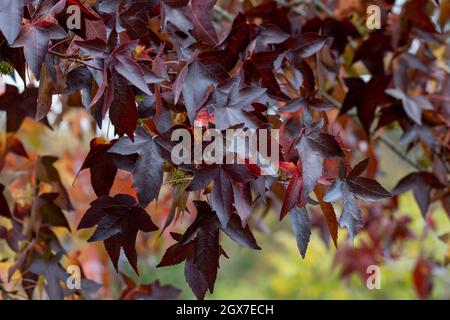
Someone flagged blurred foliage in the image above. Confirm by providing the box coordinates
[126,193,450,300]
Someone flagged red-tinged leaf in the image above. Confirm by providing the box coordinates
[392,172,446,217]
[404,0,436,33]
[0,85,50,132]
[306,131,345,158]
[289,206,311,258]
[157,241,195,267]
[109,75,138,139]
[210,168,234,227]
[182,60,223,123]
[206,77,266,130]
[353,30,391,75]
[119,273,181,300]
[112,41,153,95]
[0,0,33,44]
[187,165,257,227]
[0,33,26,81]
[347,158,369,179]
[78,194,158,273]
[222,213,260,250]
[341,74,392,135]
[79,138,118,197]
[385,88,434,125]
[302,17,360,54]
[35,193,70,231]
[314,184,338,247]
[280,171,303,220]
[346,176,391,202]
[294,58,315,94]
[11,21,67,78]
[186,0,218,45]
[108,127,165,207]
[4,133,28,158]
[291,33,332,58]
[244,1,291,33]
[74,38,108,58]
[244,51,290,100]
[413,257,434,299]
[0,184,11,219]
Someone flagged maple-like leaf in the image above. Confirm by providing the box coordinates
[157,201,259,299]
[0,0,34,44]
[109,74,138,139]
[186,0,218,45]
[295,120,344,202]
[108,127,166,207]
[290,33,332,58]
[353,30,392,75]
[392,172,446,217]
[186,164,257,227]
[206,77,267,131]
[0,33,26,81]
[29,252,69,300]
[243,51,289,100]
[78,194,158,273]
[289,206,311,258]
[302,17,360,54]
[340,74,392,135]
[119,273,181,300]
[385,88,434,125]
[413,256,434,299]
[280,170,304,220]
[181,60,222,122]
[11,21,67,78]
[323,159,390,238]
[35,193,70,231]
[79,138,119,197]
[0,85,50,132]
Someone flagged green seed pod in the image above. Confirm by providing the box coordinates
[0,61,13,75]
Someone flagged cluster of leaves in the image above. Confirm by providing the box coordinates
[0,0,448,299]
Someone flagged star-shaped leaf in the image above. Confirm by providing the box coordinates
[11,21,67,78]
[206,78,267,131]
[78,194,158,273]
[157,201,259,299]
[108,127,165,207]
[0,85,50,132]
[0,0,33,44]
[340,74,392,135]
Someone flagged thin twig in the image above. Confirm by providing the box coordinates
[378,136,421,170]
[48,50,103,72]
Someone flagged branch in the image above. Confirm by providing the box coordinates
[213,6,234,22]
[378,136,421,171]
[48,50,104,72]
